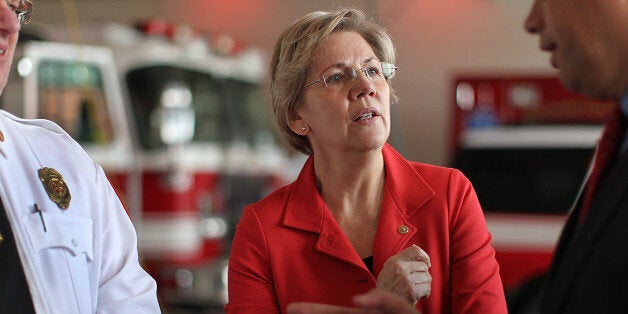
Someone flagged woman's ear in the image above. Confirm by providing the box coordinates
[288,113,309,136]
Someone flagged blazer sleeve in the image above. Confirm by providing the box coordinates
[447,169,507,313]
[225,204,280,313]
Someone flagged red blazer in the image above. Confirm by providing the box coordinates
[225,144,506,313]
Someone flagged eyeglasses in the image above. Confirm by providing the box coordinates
[303,61,397,90]
[4,0,32,26]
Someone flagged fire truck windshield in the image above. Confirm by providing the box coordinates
[36,60,114,144]
[126,65,276,150]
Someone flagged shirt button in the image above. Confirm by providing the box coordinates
[397,225,410,235]
[71,239,79,247]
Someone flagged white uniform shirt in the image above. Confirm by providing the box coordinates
[0,110,160,313]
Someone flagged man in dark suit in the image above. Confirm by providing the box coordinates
[524,0,628,313]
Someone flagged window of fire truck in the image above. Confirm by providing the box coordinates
[126,65,276,150]
[453,147,593,214]
[37,60,113,144]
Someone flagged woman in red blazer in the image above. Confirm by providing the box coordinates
[225,8,506,314]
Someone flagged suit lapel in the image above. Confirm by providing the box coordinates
[544,151,628,312]
[553,104,624,258]
[573,152,628,255]
[578,104,625,222]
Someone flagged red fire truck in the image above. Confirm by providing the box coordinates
[1,23,298,308]
[449,74,614,311]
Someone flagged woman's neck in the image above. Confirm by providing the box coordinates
[312,147,386,258]
[314,149,385,212]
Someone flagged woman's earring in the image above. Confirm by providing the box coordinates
[301,126,307,131]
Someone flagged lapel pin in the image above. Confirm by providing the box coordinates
[397,225,410,235]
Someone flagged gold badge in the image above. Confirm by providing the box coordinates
[38,167,71,210]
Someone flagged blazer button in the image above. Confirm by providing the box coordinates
[397,225,409,235]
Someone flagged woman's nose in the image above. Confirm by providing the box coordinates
[350,76,377,100]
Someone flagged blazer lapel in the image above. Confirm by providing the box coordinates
[283,145,437,273]
[282,156,364,268]
[372,144,435,274]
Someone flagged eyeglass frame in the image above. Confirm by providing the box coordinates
[4,0,33,26]
[302,61,397,90]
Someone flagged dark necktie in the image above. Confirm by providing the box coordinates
[578,104,626,224]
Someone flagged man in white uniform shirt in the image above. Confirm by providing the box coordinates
[0,1,160,313]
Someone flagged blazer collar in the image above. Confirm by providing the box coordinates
[283,143,435,233]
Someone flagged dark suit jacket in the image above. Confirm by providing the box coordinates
[541,104,628,313]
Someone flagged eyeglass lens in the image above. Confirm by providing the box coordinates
[321,62,395,88]
[302,61,396,89]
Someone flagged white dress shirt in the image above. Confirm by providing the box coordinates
[0,110,160,313]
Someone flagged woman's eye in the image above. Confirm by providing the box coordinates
[325,73,345,85]
[366,67,380,76]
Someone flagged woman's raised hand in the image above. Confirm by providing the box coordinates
[376,245,432,304]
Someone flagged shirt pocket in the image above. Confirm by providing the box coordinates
[22,212,94,261]
[22,211,95,314]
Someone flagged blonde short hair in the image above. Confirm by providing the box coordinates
[270,8,397,155]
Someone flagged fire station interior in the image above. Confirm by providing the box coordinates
[0,1,615,313]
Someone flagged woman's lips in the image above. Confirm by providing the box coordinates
[352,107,380,122]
